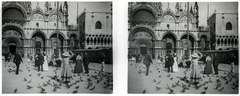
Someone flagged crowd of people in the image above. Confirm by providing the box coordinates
[131,50,237,87]
[4,50,107,86]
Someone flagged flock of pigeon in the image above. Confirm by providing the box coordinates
[3,61,113,94]
[129,60,239,94]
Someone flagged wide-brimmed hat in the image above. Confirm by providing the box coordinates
[191,53,199,58]
[62,51,70,57]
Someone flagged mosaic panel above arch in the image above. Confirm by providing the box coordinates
[49,15,61,22]
[179,16,192,23]
[3,30,22,38]
[133,31,153,40]
[31,13,44,21]
[162,15,175,22]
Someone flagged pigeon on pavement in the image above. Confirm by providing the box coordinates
[143,89,146,94]
[14,88,17,93]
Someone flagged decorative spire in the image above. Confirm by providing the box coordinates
[179,2,183,11]
[190,4,193,14]
[184,2,187,11]
[167,2,170,8]
[59,2,63,13]
[175,2,180,13]
[36,2,39,8]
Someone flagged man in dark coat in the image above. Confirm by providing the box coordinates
[213,53,219,75]
[38,53,44,72]
[83,52,90,74]
[143,52,152,76]
[167,53,174,73]
[165,53,170,68]
[13,50,23,75]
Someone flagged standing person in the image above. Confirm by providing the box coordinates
[34,54,39,67]
[83,52,90,74]
[135,54,139,64]
[165,53,169,69]
[143,52,152,76]
[38,53,44,72]
[229,53,236,73]
[156,54,161,65]
[13,50,23,75]
[55,57,62,70]
[204,53,213,76]
[100,52,106,72]
[74,52,84,76]
[189,51,203,86]
[172,53,179,72]
[213,53,219,75]
[167,53,174,73]
[42,52,49,71]
[60,50,74,85]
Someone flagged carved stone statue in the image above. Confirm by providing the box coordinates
[63,1,68,15]
[175,2,180,13]
[45,2,49,12]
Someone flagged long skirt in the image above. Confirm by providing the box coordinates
[61,64,72,82]
[74,60,84,73]
[190,64,201,83]
[204,61,213,74]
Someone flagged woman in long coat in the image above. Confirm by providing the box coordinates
[74,52,84,75]
[60,50,74,85]
[204,54,213,76]
[190,51,203,86]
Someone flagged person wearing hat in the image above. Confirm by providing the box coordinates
[204,53,213,76]
[143,52,153,76]
[189,51,203,86]
[13,50,23,75]
[60,50,74,85]
[74,52,84,76]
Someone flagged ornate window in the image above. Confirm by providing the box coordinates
[95,21,102,29]
[226,22,232,30]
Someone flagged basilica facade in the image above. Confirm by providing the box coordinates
[128,2,210,57]
[2,2,79,57]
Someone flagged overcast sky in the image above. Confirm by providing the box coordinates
[31,2,237,26]
[31,2,112,25]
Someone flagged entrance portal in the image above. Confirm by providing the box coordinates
[8,42,17,54]
[166,43,172,53]
[140,44,147,55]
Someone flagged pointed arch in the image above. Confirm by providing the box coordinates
[95,21,102,29]
[226,22,232,30]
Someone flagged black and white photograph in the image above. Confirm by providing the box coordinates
[128,2,238,94]
[2,1,113,94]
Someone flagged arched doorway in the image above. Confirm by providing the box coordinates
[2,29,23,55]
[8,41,17,54]
[180,34,195,55]
[140,43,147,55]
[50,33,64,55]
[163,33,177,54]
[32,32,46,54]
